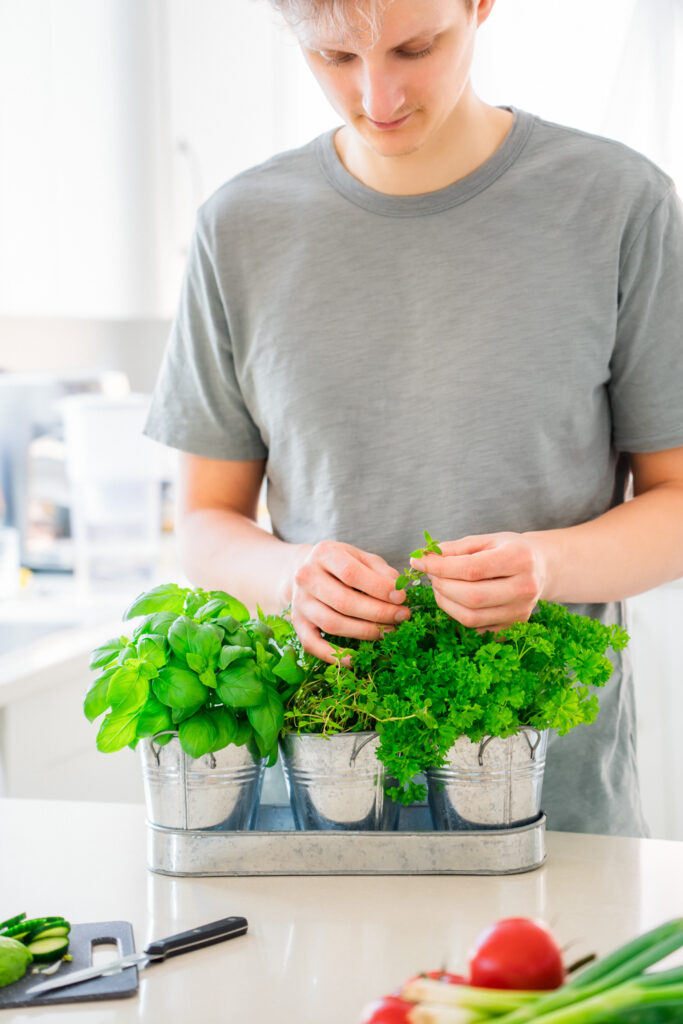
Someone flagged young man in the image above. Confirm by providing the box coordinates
[144,0,683,836]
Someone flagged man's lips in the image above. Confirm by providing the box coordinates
[366,112,412,130]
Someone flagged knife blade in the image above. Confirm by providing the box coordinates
[25,916,248,997]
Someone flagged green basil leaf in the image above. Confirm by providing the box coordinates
[89,637,126,671]
[183,591,205,617]
[263,615,295,646]
[132,611,178,639]
[247,690,284,752]
[172,702,206,724]
[233,717,253,747]
[273,647,305,686]
[138,661,159,681]
[96,710,141,752]
[136,697,174,739]
[249,620,274,643]
[218,645,253,670]
[116,643,138,666]
[167,616,199,661]
[208,706,238,751]
[194,599,233,622]
[123,583,187,619]
[186,652,207,674]
[205,591,250,623]
[153,663,209,709]
[194,623,223,666]
[108,666,150,714]
[409,549,424,559]
[216,662,266,708]
[83,668,116,722]
[136,634,167,668]
[212,614,241,634]
[199,667,217,688]
[395,574,408,589]
[178,709,218,759]
[248,735,267,761]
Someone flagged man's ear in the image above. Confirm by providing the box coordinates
[474,0,498,29]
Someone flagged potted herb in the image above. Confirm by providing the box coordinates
[84,583,305,830]
[282,533,629,830]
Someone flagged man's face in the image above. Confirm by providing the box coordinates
[299,0,484,160]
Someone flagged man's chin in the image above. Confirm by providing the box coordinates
[356,119,425,158]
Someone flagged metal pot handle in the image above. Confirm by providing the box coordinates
[149,730,179,766]
[477,727,542,766]
[149,730,218,769]
[520,727,543,761]
[349,733,376,766]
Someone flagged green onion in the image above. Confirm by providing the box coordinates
[522,981,683,1023]
[492,919,683,1024]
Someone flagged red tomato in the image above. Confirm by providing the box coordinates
[468,917,566,991]
[360,995,413,1023]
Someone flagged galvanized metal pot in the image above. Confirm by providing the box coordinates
[139,732,266,831]
[426,728,548,831]
[279,732,401,831]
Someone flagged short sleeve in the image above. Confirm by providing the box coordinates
[143,218,268,460]
[609,186,683,452]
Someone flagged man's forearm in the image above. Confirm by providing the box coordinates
[526,484,683,605]
[177,508,309,615]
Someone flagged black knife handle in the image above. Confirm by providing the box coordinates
[144,916,248,960]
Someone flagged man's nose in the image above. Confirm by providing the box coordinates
[360,63,406,123]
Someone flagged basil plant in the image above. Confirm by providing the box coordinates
[84,583,305,765]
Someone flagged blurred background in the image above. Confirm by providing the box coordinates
[0,0,681,837]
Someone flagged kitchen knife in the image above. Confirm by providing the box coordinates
[25,916,248,997]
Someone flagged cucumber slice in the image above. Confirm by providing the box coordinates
[22,918,68,941]
[30,925,70,940]
[26,937,70,962]
[0,913,26,931]
[3,925,31,940]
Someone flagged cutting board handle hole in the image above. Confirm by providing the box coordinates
[90,940,120,968]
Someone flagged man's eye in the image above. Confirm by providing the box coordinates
[319,51,354,66]
[399,46,434,60]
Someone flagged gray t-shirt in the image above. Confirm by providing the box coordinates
[145,107,683,837]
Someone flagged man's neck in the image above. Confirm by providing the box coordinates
[333,93,514,197]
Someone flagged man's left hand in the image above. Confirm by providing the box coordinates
[410,532,547,632]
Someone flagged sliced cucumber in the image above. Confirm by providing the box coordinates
[0,913,26,931]
[26,937,70,962]
[30,925,70,940]
[3,925,31,940]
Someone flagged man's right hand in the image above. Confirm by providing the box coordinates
[289,540,411,664]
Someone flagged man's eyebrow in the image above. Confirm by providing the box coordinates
[315,27,444,52]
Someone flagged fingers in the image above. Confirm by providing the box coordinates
[429,572,540,613]
[290,540,410,662]
[291,614,350,665]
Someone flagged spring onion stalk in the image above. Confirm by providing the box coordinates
[410,1005,489,1024]
[518,981,683,1023]
[565,917,683,987]
[401,978,541,1013]
[489,918,683,1024]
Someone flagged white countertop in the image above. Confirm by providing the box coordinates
[1,799,682,1023]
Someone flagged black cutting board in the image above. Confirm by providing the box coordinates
[0,921,138,1009]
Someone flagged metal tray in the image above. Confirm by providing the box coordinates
[147,805,546,877]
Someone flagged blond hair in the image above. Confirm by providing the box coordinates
[267,1,475,45]
[268,0,390,44]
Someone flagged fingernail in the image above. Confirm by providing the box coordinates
[389,590,405,604]
[395,608,411,624]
